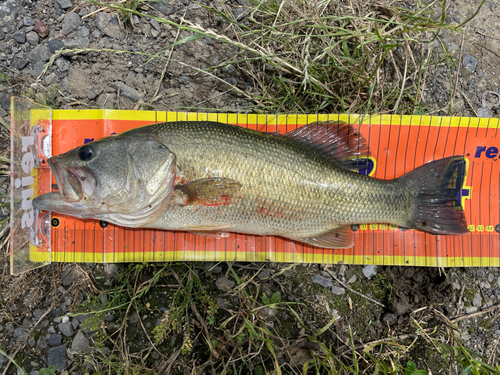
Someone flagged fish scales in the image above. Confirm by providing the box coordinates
[143,121,410,236]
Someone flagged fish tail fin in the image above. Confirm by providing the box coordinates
[400,156,469,235]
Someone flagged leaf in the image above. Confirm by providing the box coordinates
[271,291,281,304]
[254,365,263,375]
[261,294,270,305]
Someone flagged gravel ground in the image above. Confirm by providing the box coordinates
[0,0,500,373]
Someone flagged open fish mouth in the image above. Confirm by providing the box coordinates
[49,158,83,202]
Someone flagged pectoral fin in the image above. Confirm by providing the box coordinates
[176,177,241,206]
[293,225,356,249]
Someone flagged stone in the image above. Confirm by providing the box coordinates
[64,37,89,49]
[347,275,357,284]
[28,44,51,62]
[80,26,89,37]
[46,344,67,372]
[13,31,25,43]
[44,72,57,86]
[150,0,170,15]
[87,89,97,100]
[150,18,161,32]
[382,313,397,325]
[472,293,482,307]
[216,277,235,292]
[71,330,89,352]
[362,265,377,279]
[24,17,35,26]
[465,306,478,314]
[97,93,115,108]
[26,31,39,45]
[463,54,478,72]
[61,266,80,286]
[12,59,28,70]
[58,321,73,336]
[311,275,332,288]
[56,0,72,9]
[331,286,345,295]
[109,81,144,102]
[61,12,80,35]
[33,21,50,38]
[48,39,64,54]
[48,334,62,346]
[14,326,25,340]
[477,107,492,118]
[96,12,122,39]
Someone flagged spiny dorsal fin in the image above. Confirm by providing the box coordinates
[283,121,369,169]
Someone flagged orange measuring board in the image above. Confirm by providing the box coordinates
[15,102,500,271]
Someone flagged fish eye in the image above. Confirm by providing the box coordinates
[78,145,94,161]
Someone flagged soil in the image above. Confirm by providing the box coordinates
[0,0,499,373]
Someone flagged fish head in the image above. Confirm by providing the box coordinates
[33,132,177,226]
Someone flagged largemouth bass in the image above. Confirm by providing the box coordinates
[33,121,469,248]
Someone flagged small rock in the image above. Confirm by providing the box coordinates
[80,26,89,37]
[257,269,273,280]
[44,72,57,86]
[56,58,70,72]
[472,293,482,307]
[58,322,73,337]
[331,286,345,295]
[109,81,144,102]
[46,344,67,372]
[96,13,122,39]
[347,275,357,284]
[61,316,69,324]
[13,31,26,43]
[61,267,80,286]
[497,277,500,287]
[463,54,478,72]
[26,31,39,45]
[477,108,492,118]
[33,309,46,319]
[96,93,115,108]
[13,59,29,70]
[24,17,35,27]
[338,264,347,276]
[216,277,235,292]
[311,275,332,288]
[14,327,25,340]
[224,77,237,85]
[56,0,73,9]
[87,89,97,100]
[28,336,36,347]
[477,268,485,278]
[48,334,62,346]
[64,37,89,49]
[71,330,89,352]
[150,18,161,32]
[452,282,461,290]
[52,308,62,318]
[150,0,170,15]
[465,306,478,314]
[48,326,56,334]
[28,45,51,62]
[382,313,397,325]
[362,265,377,279]
[99,293,108,305]
[48,39,64,54]
[129,312,139,324]
[71,318,80,330]
[234,8,247,20]
[488,273,494,283]
[61,12,80,35]
[37,335,48,350]
[34,21,50,38]
[98,37,111,49]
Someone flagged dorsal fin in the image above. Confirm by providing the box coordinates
[283,121,369,169]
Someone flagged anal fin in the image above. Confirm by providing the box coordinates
[293,225,356,249]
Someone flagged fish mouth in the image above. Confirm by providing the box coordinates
[49,157,83,202]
